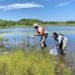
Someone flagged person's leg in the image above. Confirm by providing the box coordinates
[62,40,67,50]
[44,33,48,47]
[59,40,63,53]
[59,40,65,55]
[59,41,63,50]
[44,37,47,47]
[41,36,46,48]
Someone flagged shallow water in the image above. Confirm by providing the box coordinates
[0,26,75,73]
[0,26,75,53]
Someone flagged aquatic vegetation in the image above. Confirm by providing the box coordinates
[0,49,72,75]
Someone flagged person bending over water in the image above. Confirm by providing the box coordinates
[51,32,68,54]
[33,23,48,49]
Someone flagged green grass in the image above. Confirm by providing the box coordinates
[0,24,75,28]
[0,49,72,75]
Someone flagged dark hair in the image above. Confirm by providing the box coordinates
[52,32,58,41]
[34,26,38,29]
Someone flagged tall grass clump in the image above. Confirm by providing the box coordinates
[0,49,72,75]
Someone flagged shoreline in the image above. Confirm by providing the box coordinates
[0,24,75,28]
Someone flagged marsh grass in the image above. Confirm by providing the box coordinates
[0,48,72,75]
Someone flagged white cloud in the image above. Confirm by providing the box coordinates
[0,3,44,11]
[56,1,70,7]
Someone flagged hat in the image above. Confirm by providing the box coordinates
[33,23,39,27]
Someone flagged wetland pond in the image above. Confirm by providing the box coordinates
[0,26,75,74]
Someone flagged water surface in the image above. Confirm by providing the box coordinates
[0,26,75,73]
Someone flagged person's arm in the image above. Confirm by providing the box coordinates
[34,29,42,36]
[64,37,68,43]
[31,34,41,38]
[34,34,41,36]
[34,31,41,36]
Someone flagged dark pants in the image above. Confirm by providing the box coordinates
[59,40,65,55]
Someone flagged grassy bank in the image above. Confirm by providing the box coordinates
[1,23,75,28]
[0,49,72,75]
[1,24,75,28]
[0,25,32,28]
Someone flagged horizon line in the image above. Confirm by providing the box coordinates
[0,18,75,22]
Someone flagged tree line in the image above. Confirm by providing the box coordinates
[0,19,75,27]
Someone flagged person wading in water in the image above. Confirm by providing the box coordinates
[33,23,48,49]
[51,32,68,54]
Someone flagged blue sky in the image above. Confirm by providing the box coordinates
[0,0,75,21]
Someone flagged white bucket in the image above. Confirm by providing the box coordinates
[49,47,58,56]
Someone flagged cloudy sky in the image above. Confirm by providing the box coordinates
[0,0,75,21]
